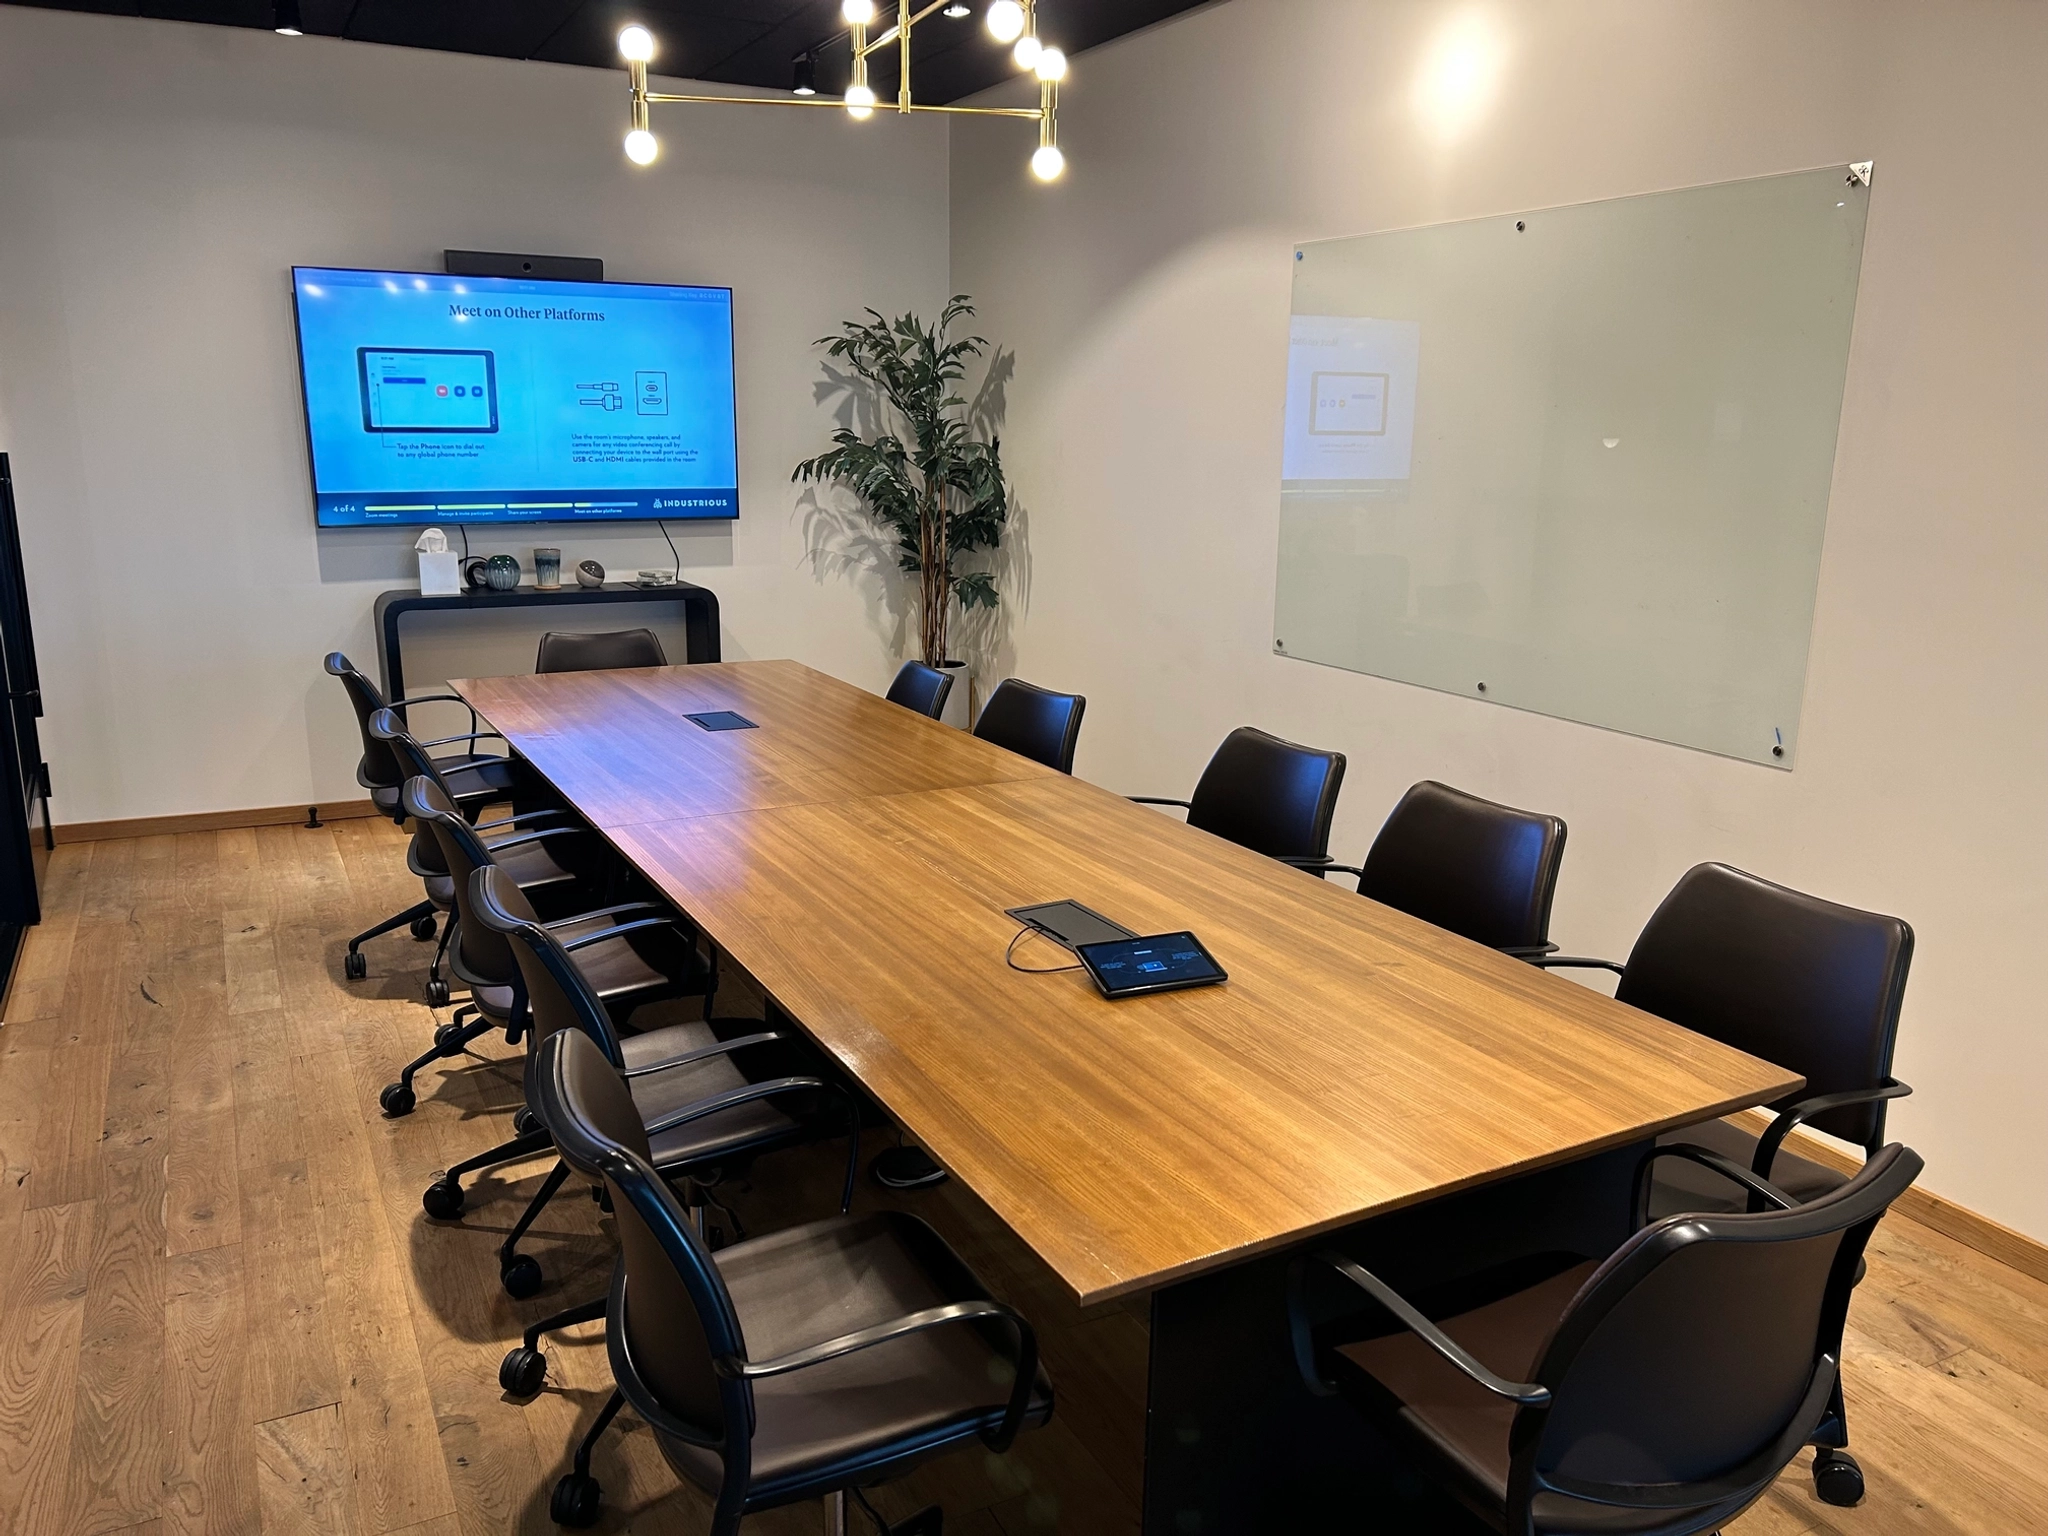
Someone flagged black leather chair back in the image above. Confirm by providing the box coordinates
[535,1027,752,1474]
[972,678,1086,773]
[325,652,403,798]
[1618,864,1913,1150]
[884,661,953,719]
[537,628,668,673]
[401,777,515,987]
[1506,1144,1920,1531]
[469,865,630,1066]
[1186,727,1346,862]
[1356,781,1566,952]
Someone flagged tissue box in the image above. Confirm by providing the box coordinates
[418,551,461,596]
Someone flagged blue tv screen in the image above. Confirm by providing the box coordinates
[291,267,738,527]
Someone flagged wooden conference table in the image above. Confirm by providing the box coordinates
[454,660,1800,1530]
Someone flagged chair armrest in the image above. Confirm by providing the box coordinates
[418,730,506,751]
[642,1075,861,1213]
[472,808,573,834]
[1287,1251,1551,1406]
[1298,861,1364,880]
[1754,1080,1911,1177]
[1127,796,1190,810]
[1529,955,1625,976]
[621,1030,789,1079]
[720,1297,1041,1450]
[480,826,587,854]
[389,693,481,733]
[557,916,675,952]
[1499,943,1561,962]
[1634,1142,1799,1225]
[545,901,666,928]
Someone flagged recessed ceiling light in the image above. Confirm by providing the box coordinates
[273,0,303,35]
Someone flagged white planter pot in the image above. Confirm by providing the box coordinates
[938,659,971,729]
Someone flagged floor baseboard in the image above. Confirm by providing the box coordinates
[52,799,381,844]
[1733,1108,2048,1287]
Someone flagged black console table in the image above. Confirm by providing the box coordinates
[373,581,721,699]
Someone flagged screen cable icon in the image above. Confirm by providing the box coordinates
[576,382,624,412]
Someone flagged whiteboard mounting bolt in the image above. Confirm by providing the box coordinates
[1848,161,1873,186]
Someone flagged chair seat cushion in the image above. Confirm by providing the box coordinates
[548,913,707,1008]
[440,754,520,804]
[623,1021,804,1168]
[1330,1257,1774,1535]
[655,1211,1053,1505]
[492,836,581,894]
[1334,1261,1593,1522]
[1649,1117,1846,1220]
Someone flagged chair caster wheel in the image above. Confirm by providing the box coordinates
[500,1254,544,1299]
[344,951,367,981]
[424,978,451,1007]
[551,1472,601,1527]
[379,1082,416,1118]
[411,913,438,941]
[432,1022,466,1054]
[513,1107,541,1137]
[1813,1447,1864,1507]
[499,1345,548,1397]
[421,1179,464,1220]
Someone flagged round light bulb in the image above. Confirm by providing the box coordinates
[843,82,876,119]
[1012,33,1041,69]
[1033,45,1066,81]
[623,128,659,165]
[1030,143,1065,181]
[617,24,656,62]
[986,0,1025,44]
[841,0,875,22]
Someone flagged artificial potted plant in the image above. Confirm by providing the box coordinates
[794,295,1008,724]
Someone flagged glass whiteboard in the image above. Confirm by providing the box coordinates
[1273,166,1870,767]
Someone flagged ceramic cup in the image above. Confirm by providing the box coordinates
[533,548,562,590]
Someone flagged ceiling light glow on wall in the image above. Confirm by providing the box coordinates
[616,0,1068,183]
[986,0,1025,44]
[1413,10,1507,145]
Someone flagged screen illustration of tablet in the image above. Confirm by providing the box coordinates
[1079,934,1224,992]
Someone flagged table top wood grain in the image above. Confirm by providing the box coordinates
[456,661,1802,1304]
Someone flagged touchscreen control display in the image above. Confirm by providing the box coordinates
[1076,932,1227,998]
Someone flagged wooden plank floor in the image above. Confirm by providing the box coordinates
[0,820,2042,1535]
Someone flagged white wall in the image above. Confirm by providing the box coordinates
[0,5,951,822]
[951,0,2048,1238]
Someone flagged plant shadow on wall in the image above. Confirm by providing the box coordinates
[794,296,1028,708]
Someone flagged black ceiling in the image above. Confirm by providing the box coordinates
[7,0,1205,104]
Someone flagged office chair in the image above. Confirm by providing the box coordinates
[1132,726,1347,868]
[449,864,854,1302]
[384,775,705,1122]
[536,628,669,673]
[1289,1142,1922,1536]
[1321,781,1567,957]
[530,1024,1053,1532]
[884,660,953,719]
[1536,861,1914,1506]
[972,677,1087,773]
[324,651,522,979]
[493,958,860,1401]
[365,707,586,1005]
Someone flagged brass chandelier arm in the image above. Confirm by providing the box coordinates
[645,91,1042,120]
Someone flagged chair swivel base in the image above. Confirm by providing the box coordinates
[872,1145,949,1190]
[381,1014,497,1117]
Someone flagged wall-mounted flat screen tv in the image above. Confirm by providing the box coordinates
[292,267,738,527]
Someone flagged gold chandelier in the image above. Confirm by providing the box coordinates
[617,0,1068,181]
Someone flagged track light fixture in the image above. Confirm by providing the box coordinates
[616,0,1068,182]
[273,0,303,36]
